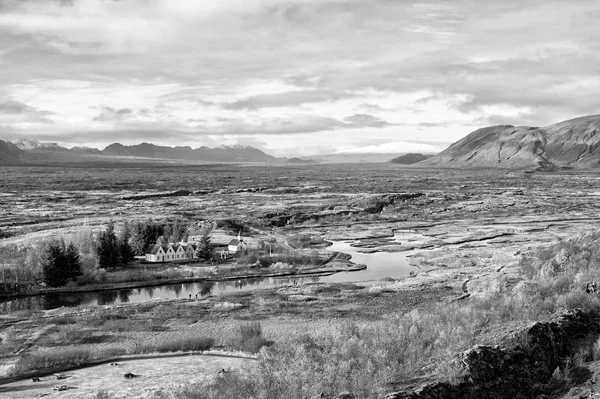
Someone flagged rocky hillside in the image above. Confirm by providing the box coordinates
[386,309,600,399]
[0,139,24,165]
[390,153,429,164]
[420,115,600,170]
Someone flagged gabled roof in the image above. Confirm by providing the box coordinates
[146,244,168,255]
[172,244,185,251]
[147,242,200,255]
[228,239,239,246]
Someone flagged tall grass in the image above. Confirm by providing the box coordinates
[10,334,215,375]
[11,347,127,375]
[136,336,214,354]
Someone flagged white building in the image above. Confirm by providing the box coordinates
[145,243,198,263]
[227,231,247,254]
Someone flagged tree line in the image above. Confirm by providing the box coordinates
[41,219,205,288]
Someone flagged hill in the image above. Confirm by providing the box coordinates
[305,152,406,163]
[389,153,429,164]
[284,157,316,164]
[419,115,600,170]
[0,139,24,165]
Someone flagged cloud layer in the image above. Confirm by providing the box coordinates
[0,0,599,155]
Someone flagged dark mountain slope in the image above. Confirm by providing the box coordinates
[419,115,600,170]
[389,153,429,164]
[0,140,24,165]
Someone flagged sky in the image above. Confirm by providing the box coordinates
[0,0,599,156]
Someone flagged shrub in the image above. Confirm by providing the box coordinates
[227,322,272,354]
[136,336,214,354]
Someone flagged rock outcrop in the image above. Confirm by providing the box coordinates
[420,115,600,170]
[385,309,600,399]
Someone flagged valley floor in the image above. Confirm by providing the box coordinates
[2,164,600,397]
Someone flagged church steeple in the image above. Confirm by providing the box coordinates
[238,230,242,242]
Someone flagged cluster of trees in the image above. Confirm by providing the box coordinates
[38,219,202,288]
[129,219,190,256]
[41,220,136,287]
[42,240,82,287]
[3,219,213,290]
[95,221,135,269]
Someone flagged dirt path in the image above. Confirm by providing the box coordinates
[0,354,251,399]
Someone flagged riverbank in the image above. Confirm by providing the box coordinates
[0,252,360,301]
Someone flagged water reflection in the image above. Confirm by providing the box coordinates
[0,275,323,313]
[198,281,214,296]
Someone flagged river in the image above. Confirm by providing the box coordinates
[0,231,423,313]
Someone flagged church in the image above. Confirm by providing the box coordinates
[227,231,247,254]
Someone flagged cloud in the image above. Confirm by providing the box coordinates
[1,0,600,155]
[223,90,356,110]
[0,99,55,124]
[92,106,134,121]
[333,141,445,154]
[343,114,393,128]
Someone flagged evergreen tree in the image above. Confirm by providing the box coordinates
[96,221,120,269]
[43,240,82,287]
[65,242,83,280]
[196,234,212,261]
[118,220,135,265]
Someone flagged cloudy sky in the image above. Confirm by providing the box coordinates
[0,0,599,156]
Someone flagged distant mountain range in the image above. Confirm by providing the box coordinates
[101,142,279,163]
[303,152,412,164]
[0,139,309,165]
[419,114,600,170]
[0,138,425,165]
[7,114,600,169]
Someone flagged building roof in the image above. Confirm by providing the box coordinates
[146,243,196,255]
[228,239,239,246]
[145,244,168,255]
